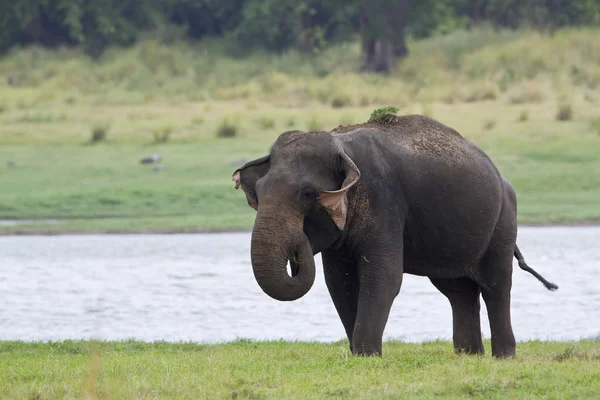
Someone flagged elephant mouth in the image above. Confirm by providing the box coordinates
[289,251,300,277]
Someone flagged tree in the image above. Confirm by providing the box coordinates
[360,0,408,73]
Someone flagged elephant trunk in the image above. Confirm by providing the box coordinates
[250,205,315,301]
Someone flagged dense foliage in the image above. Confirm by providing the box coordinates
[1,0,599,57]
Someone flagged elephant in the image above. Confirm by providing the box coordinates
[232,114,558,358]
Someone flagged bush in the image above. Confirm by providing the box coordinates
[556,103,573,121]
[331,92,352,108]
[463,84,497,102]
[483,119,497,130]
[584,92,596,103]
[369,106,399,124]
[509,83,545,104]
[152,126,173,144]
[590,117,600,134]
[257,116,275,129]
[518,109,529,122]
[359,95,371,107]
[286,117,296,128]
[217,117,239,138]
[90,123,109,143]
[0,103,6,114]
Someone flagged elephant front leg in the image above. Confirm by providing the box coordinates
[351,251,403,356]
[322,249,359,352]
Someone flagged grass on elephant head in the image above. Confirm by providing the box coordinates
[1,340,599,399]
[0,27,599,233]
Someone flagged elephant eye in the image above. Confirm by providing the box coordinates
[300,186,318,202]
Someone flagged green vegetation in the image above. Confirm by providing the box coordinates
[556,102,574,121]
[1,28,599,234]
[368,106,400,124]
[217,116,240,138]
[1,340,599,399]
[90,123,110,144]
[592,117,600,133]
[151,125,174,144]
[3,0,598,56]
[518,109,529,122]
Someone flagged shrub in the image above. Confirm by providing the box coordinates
[590,117,600,134]
[359,95,371,107]
[483,119,496,130]
[369,106,399,124]
[556,103,573,121]
[584,92,596,103]
[518,110,529,122]
[331,92,352,108]
[463,84,497,102]
[90,123,109,143]
[508,83,545,104]
[217,117,239,138]
[257,116,275,129]
[0,103,6,114]
[152,125,173,144]
[16,112,55,123]
[286,117,296,128]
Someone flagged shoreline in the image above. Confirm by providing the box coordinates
[1,338,597,345]
[0,218,599,236]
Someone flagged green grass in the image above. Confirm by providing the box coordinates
[0,27,599,234]
[1,340,599,399]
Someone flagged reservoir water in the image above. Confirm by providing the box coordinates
[1,227,598,343]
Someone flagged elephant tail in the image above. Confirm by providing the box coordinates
[514,245,558,291]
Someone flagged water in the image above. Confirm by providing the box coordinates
[0,219,60,226]
[1,227,599,343]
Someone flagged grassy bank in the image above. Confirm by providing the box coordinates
[1,27,599,234]
[1,340,599,399]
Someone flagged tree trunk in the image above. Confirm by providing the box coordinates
[390,0,408,58]
[360,0,376,70]
[378,39,394,73]
[360,0,408,73]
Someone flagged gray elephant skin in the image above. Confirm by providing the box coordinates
[232,114,557,358]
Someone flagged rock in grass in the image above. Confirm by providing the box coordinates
[140,154,161,164]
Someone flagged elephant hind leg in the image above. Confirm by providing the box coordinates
[430,277,484,355]
[478,248,517,358]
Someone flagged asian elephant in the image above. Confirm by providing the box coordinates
[232,114,558,358]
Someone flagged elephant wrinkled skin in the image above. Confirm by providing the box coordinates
[232,114,558,358]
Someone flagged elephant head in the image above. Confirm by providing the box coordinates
[232,131,361,301]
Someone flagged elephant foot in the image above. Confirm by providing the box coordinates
[491,344,516,358]
[454,345,484,355]
[351,342,382,356]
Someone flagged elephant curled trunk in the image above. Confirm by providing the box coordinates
[250,206,315,301]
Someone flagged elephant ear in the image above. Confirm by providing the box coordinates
[232,155,270,210]
[318,152,361,231]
